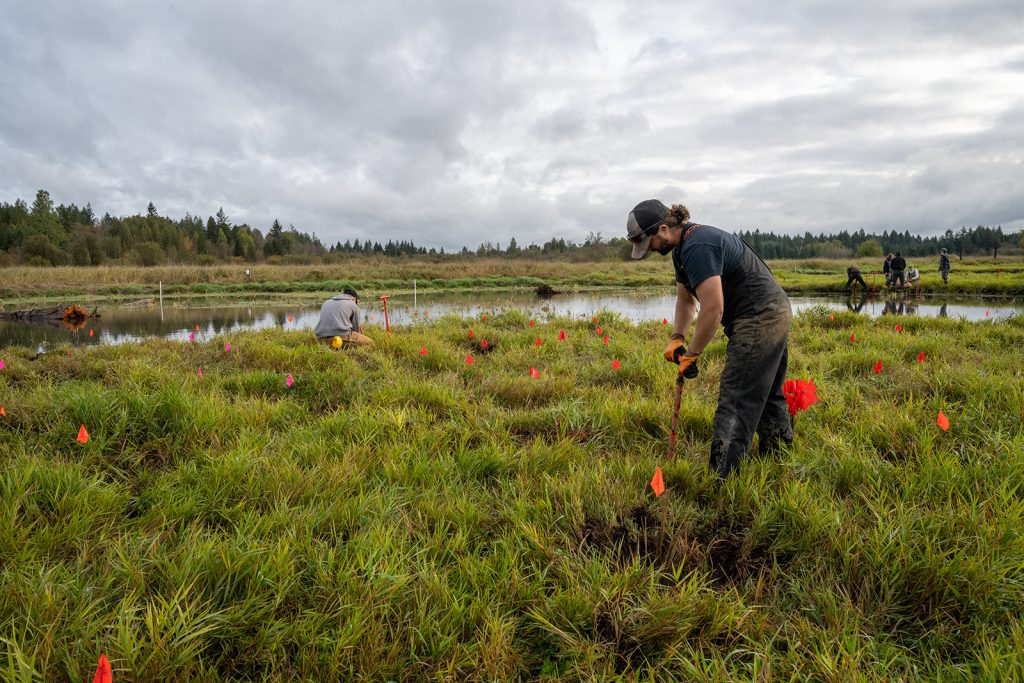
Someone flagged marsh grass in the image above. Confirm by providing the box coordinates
[1,309,1023,680]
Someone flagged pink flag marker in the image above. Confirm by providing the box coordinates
[936,410,950,431]
[481,340,489,348]
[197,366,203,378]
[918,351,925,363]
[535,337,542,347]
[0,359,5,370]
[612,358,621,370]
[89,329,94,337]
[465,355,474,365]
[596,327,602,334]
[558,330,566,341]
[468,330,474,338]
[286,374,294,388]
[224,343,231,352]
[482,314,487,321]
[829,313,834,321]
[662,318,668,325]
[603,335,609,345]
[195,324,200,332]
[288,315,294,322]
[530,367,540,379]
[593,316,598,323]
[986,310,990,317]
[895,323,903,332]
[529,319,535,327]
[873,359,883,374]
[420,347,427,356]
[188,332,195,341]
[849,333,856,343]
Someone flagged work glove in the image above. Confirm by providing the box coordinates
[677,352,700,378]
[663,337,686,364]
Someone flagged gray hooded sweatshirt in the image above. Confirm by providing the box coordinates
[315,294,362,338]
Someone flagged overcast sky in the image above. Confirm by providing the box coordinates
[2,0,1022,250]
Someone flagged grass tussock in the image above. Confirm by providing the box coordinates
[1,310,1023,680]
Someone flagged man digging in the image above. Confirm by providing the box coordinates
[626,199,793,478]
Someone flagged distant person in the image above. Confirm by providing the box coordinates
[883,253,893,286]
[844,265,868,291]
[890,252,907,288]
[315,288,373,348]
[906,265,920,287]
[939,248,951,284]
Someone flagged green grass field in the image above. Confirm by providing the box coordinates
[1,256,1023,305]
[1,310,1023,680]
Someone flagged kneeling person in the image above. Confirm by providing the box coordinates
[315,288,373,347]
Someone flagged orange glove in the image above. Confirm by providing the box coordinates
[677,352,700,378]
[663,338,686,364]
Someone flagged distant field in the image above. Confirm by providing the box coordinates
[1,310,1023,679]
[1,256,1023,305]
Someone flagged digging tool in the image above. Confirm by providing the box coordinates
[379,295,391,332]
[667,362,699,460]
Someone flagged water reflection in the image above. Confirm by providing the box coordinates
[1,290,1020,351]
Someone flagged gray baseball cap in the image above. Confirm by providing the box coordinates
[626,199,670,259]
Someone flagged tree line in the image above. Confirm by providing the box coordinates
[0,190,1020,267]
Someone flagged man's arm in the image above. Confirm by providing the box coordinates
[685,276,724,356]
[672,282,697,340]
[352,306,362,333]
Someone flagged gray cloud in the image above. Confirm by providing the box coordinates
[1,0,1022,250]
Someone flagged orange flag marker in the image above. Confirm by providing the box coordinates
[0,405,6,416]
[873,359,882,374]
[849,333,856,343]
[936,410,950,431]
[465,355,474,365]
[662,318,668,325]
[528,319,534,327]
[650,467,665,497]
[895,323,903,332]
[481,340,488,348]
[76,425,89,444]
[611,358,621,370]
[419,347,427,356]
[593,315,598,323]
[603,335,609,345]
[468,330,474,338]
[482,314,487,321]
[534,337,542,347]
[93,654,112,683]
[89,329,94,337]
[558,330,566,341]
[918,351,925,363]
[195,324,200,332]
[530,367,540,379]
[829,312,834,321]
[287,315,294,322]
[596,327,602,334]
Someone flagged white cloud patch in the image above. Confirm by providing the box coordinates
[1,0,1022,250]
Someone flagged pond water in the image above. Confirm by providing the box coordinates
[1,290,1019,350]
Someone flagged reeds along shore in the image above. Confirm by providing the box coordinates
[1,310,1023,679]
[1,256,1023,301]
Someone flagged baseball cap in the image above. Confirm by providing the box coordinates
[626,199,670,259]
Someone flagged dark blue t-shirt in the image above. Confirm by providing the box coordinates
[671,223,788,331]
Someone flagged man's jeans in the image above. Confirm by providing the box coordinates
[710,302,793,478]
